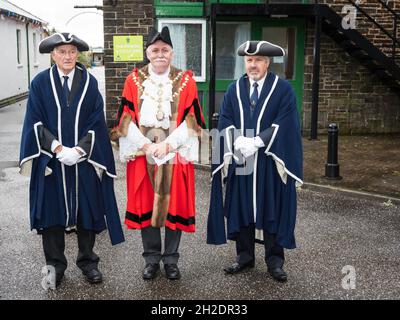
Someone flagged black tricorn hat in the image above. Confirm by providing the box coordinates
[237,40,285,57]
[39,32,89,53]
[146,26,173,49]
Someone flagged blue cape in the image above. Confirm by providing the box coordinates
[19,63,124,245]
[207,72,303,249]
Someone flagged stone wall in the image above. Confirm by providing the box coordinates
[102,0,400,133]
[103,0,154,127]
[322,0,400,61]
[302,23,400,134]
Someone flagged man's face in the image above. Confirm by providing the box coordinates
[146,40,173,74]
[51,44,78,74]
[245,56,270,81]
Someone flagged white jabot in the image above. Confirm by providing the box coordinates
[139,65,172,129]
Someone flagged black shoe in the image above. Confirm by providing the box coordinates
[164,264,181,280]
[143,263,160,280]
[224,261,255,274]
[55,273,64,287]
[268,267,288,282]
[82,267,103,284]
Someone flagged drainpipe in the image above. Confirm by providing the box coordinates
[310,3,321,140]
[209,4,217,129]
[25,22,31,88]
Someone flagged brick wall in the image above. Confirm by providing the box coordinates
[322,0,400,60]
[302,22,400,135]
[102,0,400,133]
[103,0,154,127]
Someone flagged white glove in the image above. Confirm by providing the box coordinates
[56,147,82,166]
[234,136,264,158]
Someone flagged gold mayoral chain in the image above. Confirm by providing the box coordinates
[133,70,190,121]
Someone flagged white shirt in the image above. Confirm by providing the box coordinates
[51,67,85,155]
[57,67,75,91]
[249,72,267,99]
[248,73,267,148]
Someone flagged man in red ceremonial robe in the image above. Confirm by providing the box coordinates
[110,27,205,280]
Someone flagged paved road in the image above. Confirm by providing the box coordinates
[0,70,399,300]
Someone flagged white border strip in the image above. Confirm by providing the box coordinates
[211,125,236,177]
[19,121,53,176]
[252,75,279,222]
[265,124,279,153]
[50,65,70,226]
[264,124,304,187]
[73,69,90,221]
[235,80,244,135]
[241,40,286,56]
[84,130,117,178]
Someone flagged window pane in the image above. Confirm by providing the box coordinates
[216,22,251,80]
[160,23,202,78]
[261,27,296,80]
[161,0,202,2]
[33,33,37,63]
[16,29,21,64]
[214,91,226,115]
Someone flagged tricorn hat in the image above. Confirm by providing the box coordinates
[39,32,89,53]
[146,26,173,49]
[237,40,285,57]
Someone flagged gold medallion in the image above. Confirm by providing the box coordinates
[156,109,165,121]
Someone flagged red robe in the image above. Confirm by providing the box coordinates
[112,65,205,233]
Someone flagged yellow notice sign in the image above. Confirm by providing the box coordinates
[113,35,143,62]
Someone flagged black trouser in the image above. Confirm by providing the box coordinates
[141,226,182,265]
[235,224,284,269]
[41,222,99,277]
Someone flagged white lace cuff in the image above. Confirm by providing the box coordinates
[119,122,151,162]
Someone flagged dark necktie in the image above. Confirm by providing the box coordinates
[250,82,259,106]
[250,82,259,117]
[62,76,70,105]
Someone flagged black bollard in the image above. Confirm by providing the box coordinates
[212,112,219,129]
[325,123,342,180]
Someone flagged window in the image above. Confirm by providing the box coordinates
[33,32,38,64]
[160,0,203,2]
[158,19,207,82]
[261,27,296,80]
[16,29,22,65]
[216,22,251,80]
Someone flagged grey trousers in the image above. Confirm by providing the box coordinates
[141,226,182,265]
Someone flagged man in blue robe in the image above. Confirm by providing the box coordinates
[19,33,124,288]
[207,40,303,282]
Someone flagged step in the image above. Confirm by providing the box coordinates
[348,48,370,59]
[339,40,361,52]
[374,69,394,80]
[360,59,383,69]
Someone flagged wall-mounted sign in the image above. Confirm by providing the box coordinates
[113,35,143,62]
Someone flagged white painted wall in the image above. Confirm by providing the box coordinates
[0,18,50,101]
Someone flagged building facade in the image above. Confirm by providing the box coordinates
[103,0,400,134]
[0,0,50,108]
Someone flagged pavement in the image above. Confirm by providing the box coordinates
[0,66,399,300]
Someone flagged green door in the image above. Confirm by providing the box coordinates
[215,18,305,115]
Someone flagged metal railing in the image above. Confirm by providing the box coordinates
[346,0,400,62]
